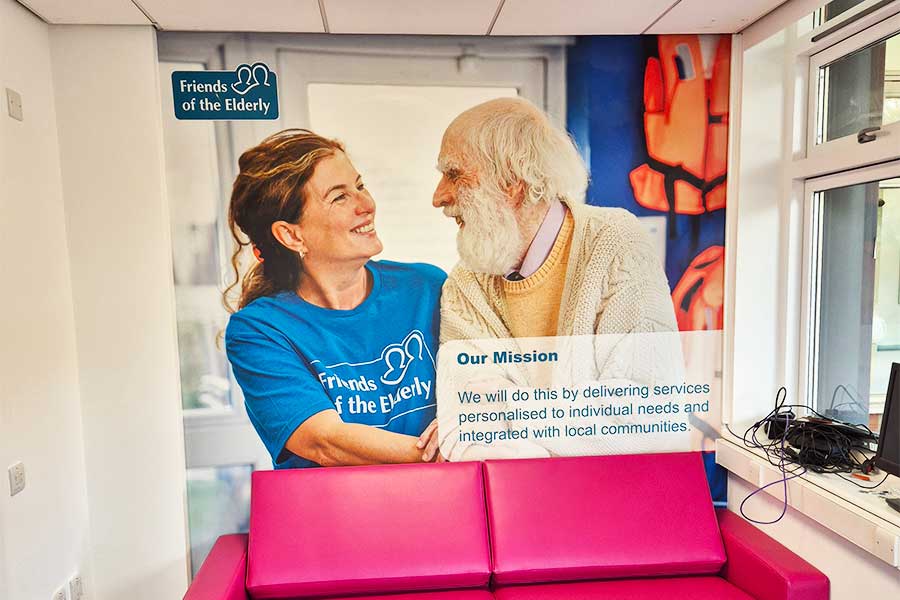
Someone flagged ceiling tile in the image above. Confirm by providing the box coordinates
[20,0,788,34]
[20,0,149,24]
[324,0,501,35]
[491,0,675,35]
[138,0,325,32]
[647,0,789,34]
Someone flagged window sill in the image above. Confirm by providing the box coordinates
[716,436,900,569]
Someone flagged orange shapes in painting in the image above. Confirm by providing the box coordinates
[672,246,725,331]
[629,35,731,216]
[628,35,731,332]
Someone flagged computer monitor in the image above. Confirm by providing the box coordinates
[875,362,900,477]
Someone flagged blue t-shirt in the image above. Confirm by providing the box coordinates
[225,260,446,469]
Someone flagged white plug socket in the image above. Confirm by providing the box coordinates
[68,574,85,600]
[8,461,25,496]
[52,585,67,600]
[6,88,23,121]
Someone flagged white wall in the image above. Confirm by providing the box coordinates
[729,29,791,425]
[728,476,900,596]
[0,1,94,599]
[49,24,189,600]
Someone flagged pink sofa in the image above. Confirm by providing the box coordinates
[184,453,828,600]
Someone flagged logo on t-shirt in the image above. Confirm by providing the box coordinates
[313,330,436,426]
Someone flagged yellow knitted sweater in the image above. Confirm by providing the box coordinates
[502,211,574,338]
[440,199,676,343]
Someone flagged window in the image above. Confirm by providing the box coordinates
[186,465,252,577]
[159,58,269,577]
[159,61,232,412]
[813,0,868,27]
[814,31,898,144]
[808,173,900,428]
[731,0,900,433]
[803,4,900,430]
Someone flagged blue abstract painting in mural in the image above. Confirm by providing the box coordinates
[567,34,730,503]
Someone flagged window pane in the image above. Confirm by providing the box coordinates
[307,83,517,272]
[815,177,900,425]
[872,182,900,429]
[159,61,234,411]
[815,0,868,27]
[175,287,231,410]
[187,464,252,577]
[815,32,900,144]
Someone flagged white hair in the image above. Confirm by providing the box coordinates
[454,98,589,207]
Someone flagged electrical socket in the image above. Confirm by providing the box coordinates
[8,461,25,496]
[52,585,67,600]
[68,574,84,600]
[6,88,23,121]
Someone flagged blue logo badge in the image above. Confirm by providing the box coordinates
[172,62,279,120]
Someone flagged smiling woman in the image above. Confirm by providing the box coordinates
[222,129,447,469]
[287,150,384,278]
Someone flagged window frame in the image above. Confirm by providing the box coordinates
[798,159,900,416]
[799,10,900,419]
[805,10,900,169]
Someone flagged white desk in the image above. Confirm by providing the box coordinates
[716,435,900,569]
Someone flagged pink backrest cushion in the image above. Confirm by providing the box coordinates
[483,453,726,585]
[247,461,491,599]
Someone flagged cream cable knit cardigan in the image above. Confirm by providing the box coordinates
[437,200,684,460]
[440,199,677,343]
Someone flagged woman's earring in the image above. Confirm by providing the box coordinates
[298,249,307,259]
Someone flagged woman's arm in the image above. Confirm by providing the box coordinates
[286,409,426,467]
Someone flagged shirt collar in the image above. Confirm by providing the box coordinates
[506,199,567,280]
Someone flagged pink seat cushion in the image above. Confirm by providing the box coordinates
[328,591,495,600]
[494,577,754,599]
[247,462,491,599]
[483,453,726,585]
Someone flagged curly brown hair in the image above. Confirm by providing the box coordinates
[224,129,344,312]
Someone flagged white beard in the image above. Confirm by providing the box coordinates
[450,183,524,275]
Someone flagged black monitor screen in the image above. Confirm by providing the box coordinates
[876,362,900,477]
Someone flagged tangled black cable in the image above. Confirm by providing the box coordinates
[725,387,885,525]
[829,383,868,415]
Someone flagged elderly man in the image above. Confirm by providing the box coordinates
[432,97,676,343]
[425,97,682,462]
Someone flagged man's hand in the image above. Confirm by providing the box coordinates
[416,419,441,462]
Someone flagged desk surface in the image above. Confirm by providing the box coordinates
[800,461,900,527]
[720,430,900,528]
[717,434,900,569]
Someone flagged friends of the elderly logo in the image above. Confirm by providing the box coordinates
[311,330,436,423]
[172,62,279,120]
